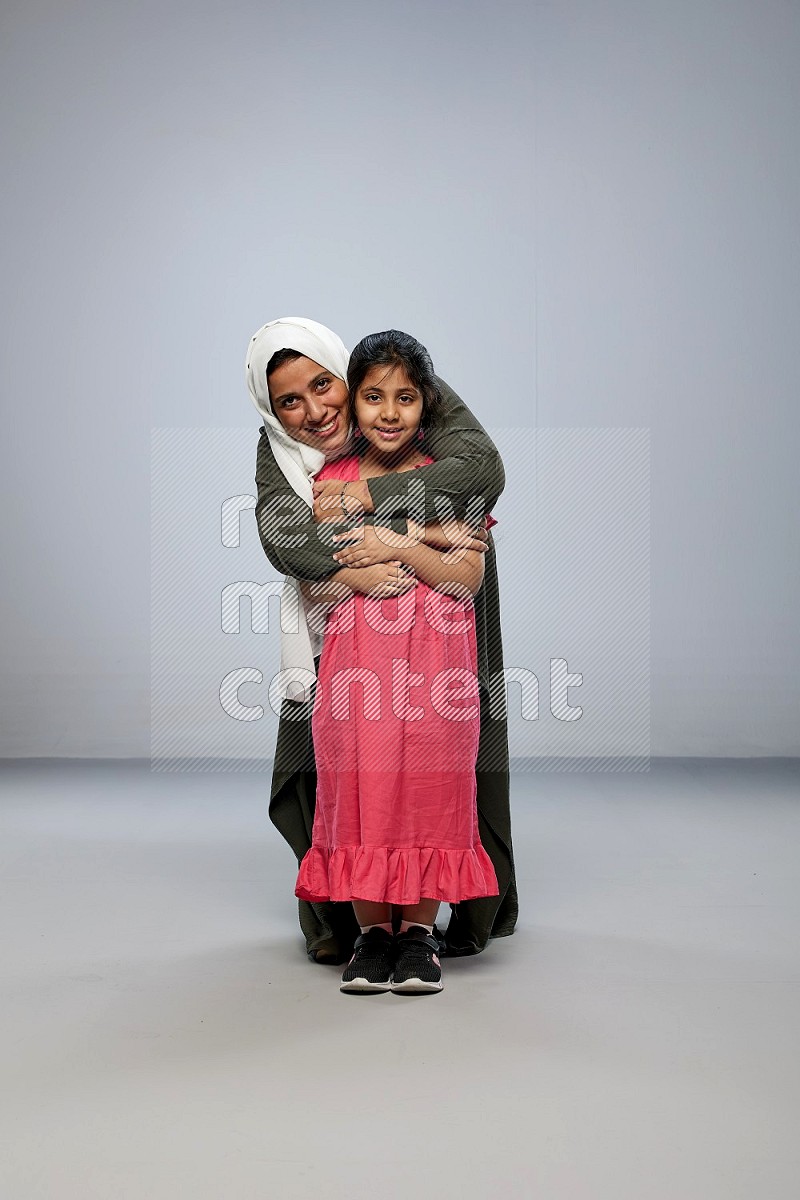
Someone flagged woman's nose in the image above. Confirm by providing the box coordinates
[305,394,327,422]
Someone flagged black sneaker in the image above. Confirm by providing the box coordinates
[390,926,443,994]
[432,923,447,957]
[340,927,395,993]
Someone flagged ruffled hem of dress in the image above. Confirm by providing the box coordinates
[295,844,500,906]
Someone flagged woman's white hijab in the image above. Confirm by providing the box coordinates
[245,317,352,705]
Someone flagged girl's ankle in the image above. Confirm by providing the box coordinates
[398,919,434,935]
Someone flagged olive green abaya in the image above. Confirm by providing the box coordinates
[254,376,518,961]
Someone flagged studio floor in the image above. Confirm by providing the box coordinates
[1,758,798,1199]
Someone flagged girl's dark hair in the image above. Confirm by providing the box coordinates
[266,347,303,376]
[347,330,443,429]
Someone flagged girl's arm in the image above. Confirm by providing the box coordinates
[395,542,485,598]
[331,516,491,573]
[299,563,416,605]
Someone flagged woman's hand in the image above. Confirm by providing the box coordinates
[312,478,374,523]
[332,523,422,567]
[421,515,489,556]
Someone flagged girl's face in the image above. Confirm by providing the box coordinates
[268,355,350,452]
[354,364,423,457]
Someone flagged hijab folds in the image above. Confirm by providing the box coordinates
[245,317,352,705]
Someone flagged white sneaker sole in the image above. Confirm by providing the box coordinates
[390,977,443,993]
[340,977,391,993]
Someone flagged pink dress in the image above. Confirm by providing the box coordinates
[294,455,499,906]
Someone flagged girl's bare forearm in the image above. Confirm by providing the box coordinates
[299,569,357,605]
[397,543,484,596]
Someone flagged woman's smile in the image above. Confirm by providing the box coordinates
[306,413,340,439]
[267,355,350,451]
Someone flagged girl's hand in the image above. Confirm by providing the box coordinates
[332,523,420,567]
[312,478,373,522]
[349,561,416,598]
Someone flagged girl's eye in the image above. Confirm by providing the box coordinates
[399,395,416,404]
[364,393,381,403]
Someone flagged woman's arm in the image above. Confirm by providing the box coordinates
[312,376,505,525]
[254,430,414,581]
[255,428,485,581]
[254,431,339,579]
[403,375,505,518]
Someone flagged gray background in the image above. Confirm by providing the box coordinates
[2,0,798,757]
[148,426,649,768]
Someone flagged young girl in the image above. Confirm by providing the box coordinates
[294,330,499,994]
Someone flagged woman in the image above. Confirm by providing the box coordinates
[247,317,517,964]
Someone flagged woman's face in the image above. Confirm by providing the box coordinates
[267,355,350,452]
[354,364,423,457]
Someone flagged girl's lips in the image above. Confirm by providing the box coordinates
[375,427,403,438]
